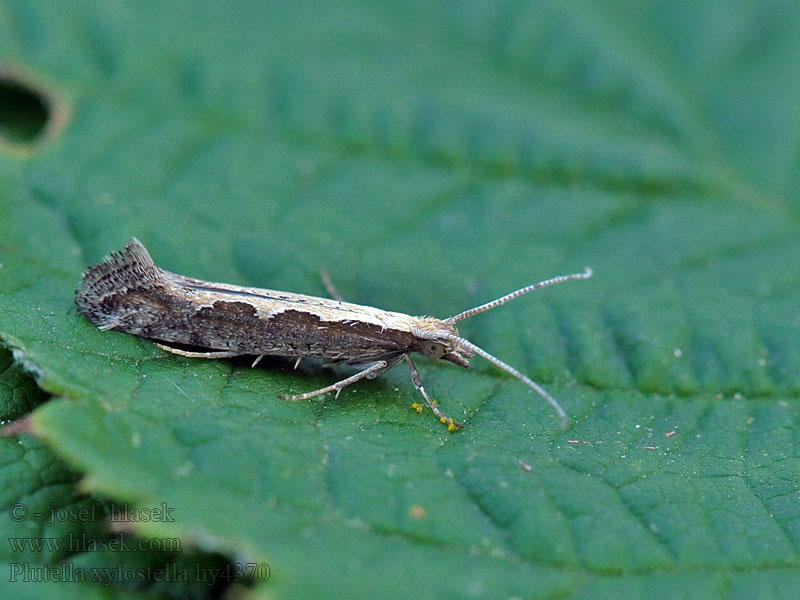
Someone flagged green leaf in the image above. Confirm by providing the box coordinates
[2,1,800,598]
[1,349,233,600]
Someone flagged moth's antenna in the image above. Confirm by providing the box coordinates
[439,332,569,430]
[445,267,593,324]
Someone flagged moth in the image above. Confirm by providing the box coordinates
[76,239,592,430]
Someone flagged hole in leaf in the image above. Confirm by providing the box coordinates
[0,79,48,143]
[0,64,68,151]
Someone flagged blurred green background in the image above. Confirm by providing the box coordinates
[1,2,799,599]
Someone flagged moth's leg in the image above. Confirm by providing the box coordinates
[364,355,405,379]
[319,268,344,302]
[155,343,242,359]
[251,355,265,368]
[279,360,388,401]
[404,354,464,431]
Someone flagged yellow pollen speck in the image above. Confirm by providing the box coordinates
[447,419,457,432]
[411,402,423,413]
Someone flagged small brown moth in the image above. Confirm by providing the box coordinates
[76,239,592,431]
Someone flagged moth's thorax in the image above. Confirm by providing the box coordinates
[409,316,457,339]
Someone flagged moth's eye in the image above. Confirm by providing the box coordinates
[423,341,446,359]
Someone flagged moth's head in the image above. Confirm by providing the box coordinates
[411,318,474,369]
[411,268,593,430]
